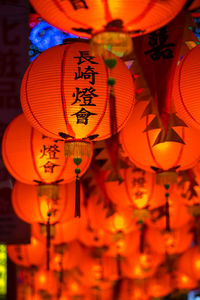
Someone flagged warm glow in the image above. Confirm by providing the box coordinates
[113,214,125,231]
[40,197,50,219]
[70,282,79,293]
[92,264,102,280]
[134,266,142,276]
[195,258,200,269]
[54,255,60,264]
[116,240,125,251]
[181,275,189,283]
[39,274,46,284]
[31,237,38,246]
[140,254,150,268]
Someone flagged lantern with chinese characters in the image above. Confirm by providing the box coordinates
[2,114,91,192]
[7,237,45,267]
[173,45,200,130]
[104,167,165,210]
[120,101,200,173]
[2,113,90,216]
[30,0,187,57]
[20,40,135,215]
[11,180,84,224]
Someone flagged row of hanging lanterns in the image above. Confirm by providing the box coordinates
[3,0,200,299]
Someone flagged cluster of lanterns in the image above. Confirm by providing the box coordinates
[3,0,200,299]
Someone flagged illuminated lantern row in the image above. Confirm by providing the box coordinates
[120,101,200,173]
[173,44,200,130]
[30,0,187,57]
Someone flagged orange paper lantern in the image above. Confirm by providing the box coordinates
[120,101,200,172]
[20,41,135,142]
[30,0,186,45]
[173,44,200,129]
[105,167,165,210]
[2,114,91,185]
[145,225,193,255]
[12,180,84,224]
[178,246,200,281]
[7,237,45,267]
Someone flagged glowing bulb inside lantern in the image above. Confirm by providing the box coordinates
[113,214,125,231]
[71,282,79,293]
[92,264,102,280]
[39,274,46,284]
[195,258,200,269]
[181,275,189,283]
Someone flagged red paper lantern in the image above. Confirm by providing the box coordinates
[7,237,45,267]
[2,114,91,185]
[145,225,193,255]
[20,41,135,141]
[120,101,200,172]
[104,167,165,210]
[173,45,200,130]
[12,180,84,224]
[30,0,186,57]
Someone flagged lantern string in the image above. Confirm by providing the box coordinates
[75,173,81,218]
[164,184,170,232]
[57,248,64,299]
[139,221,145,253]
[116,254,122,277]
[46,214,51,271]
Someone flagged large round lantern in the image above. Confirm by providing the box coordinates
[12,181,84,224]
[120,101,200,172]
[21,41,135,141]
[30,0,186,57]
[2,113,91,185]
[173,45,200,130]
[7,237,45,267]
[104,167,165,210]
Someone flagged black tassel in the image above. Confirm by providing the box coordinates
[140,226,144,253]
[165,194,170,232]
[117,254,122,277]
[46,215,51,271]
[75,174,81,218]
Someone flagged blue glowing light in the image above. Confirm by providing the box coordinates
[29,19,81,61]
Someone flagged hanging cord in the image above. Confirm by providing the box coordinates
[46,213,51,271]
[139,221,145,253]
[57,247,64,299]
[74,157,82,218]
[164,184,170,232]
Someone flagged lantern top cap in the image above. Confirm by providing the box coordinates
[63,38,89,45]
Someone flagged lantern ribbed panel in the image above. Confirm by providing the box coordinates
[21,42,135,140]
[2,114,92,184]
[173,45,200,129]
[7,237,45,267]
[30,0,186,38]
[104,168,165,210]
[12,181,83,224]
[120,101,200,172]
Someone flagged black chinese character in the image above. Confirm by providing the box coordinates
[40,145,60,159]
[72,87,98,106]
[134,190,144,199]
[75,66,99,85]
[72,108,97,125]
[144,26,175,60]
[68,0,88,10]
[132,177,146,188]
[74,51,98,65]
[41,161,60,173]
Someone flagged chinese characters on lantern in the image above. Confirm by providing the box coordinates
[72,50,99,125]
[67,0,88,10]
[131,169,146,200]
[40,136,61,173]
[145,26,175,60]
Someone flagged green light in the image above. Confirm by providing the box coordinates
[0,245,7,297]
